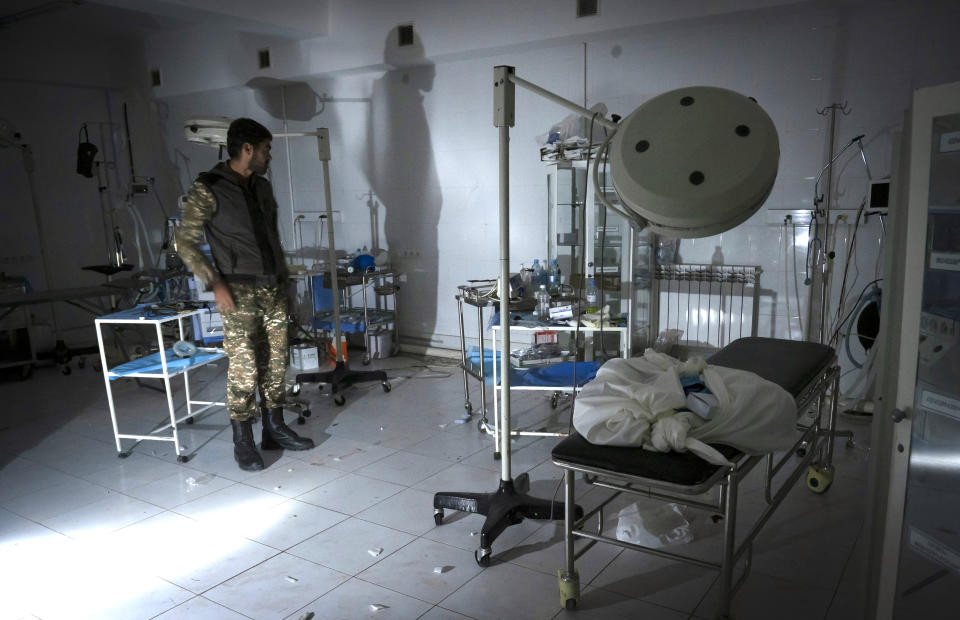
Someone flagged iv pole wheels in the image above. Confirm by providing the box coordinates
[334,394,346,406]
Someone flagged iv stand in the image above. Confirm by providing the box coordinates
[433,66,607,566]
[292,128,390,404]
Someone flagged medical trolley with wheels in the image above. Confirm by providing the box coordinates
[550,337,854,617]
[95,306,226,462]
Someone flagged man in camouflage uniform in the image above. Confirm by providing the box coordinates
[177,118,314,471]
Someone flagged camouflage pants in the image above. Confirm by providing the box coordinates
[221,283,288,421]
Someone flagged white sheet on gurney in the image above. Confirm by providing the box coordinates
[572,349,797,466]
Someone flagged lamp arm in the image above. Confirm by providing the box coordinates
[509,74,618,131]
[591,132,648,229]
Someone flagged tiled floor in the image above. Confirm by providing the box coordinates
[0,355,871,619]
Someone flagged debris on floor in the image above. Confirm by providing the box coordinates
[368,547,384,557]
[433,565,452,574]
[285,575,299,583]
[616,502,692,548]
[369,604,389,612]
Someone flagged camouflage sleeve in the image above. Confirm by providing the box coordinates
[176,181,221,286]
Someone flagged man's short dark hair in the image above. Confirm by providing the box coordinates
[226,118,272,159]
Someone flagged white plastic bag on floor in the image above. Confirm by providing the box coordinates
[616,502,693,548]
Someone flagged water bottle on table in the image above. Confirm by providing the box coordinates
[536,285,551,321]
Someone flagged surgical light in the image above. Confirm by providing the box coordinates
[607,86,779,237]
[183,116,231,147]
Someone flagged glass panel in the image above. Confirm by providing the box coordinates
[894,112,960,619]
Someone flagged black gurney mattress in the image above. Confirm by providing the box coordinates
[551,337,835,487]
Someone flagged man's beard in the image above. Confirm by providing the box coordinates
[251,157,269,175]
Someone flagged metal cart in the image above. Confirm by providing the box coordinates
[455,281,498,428]
[95,306,226,462]
[311,268,399,365]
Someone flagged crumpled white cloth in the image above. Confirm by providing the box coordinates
[572,349,798,465]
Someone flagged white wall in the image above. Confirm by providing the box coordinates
[154,1,960,373]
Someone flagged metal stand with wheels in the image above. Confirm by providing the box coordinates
[95,306,226,462]
[454,285,494,427]
[294,129,392,405]
[433,67,583,565]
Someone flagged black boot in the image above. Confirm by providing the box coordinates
[231,419,265,471]
[261,406,315,451]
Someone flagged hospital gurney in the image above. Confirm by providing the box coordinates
[551,337,854,618]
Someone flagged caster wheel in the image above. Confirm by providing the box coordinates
[550,393,559,409]
[78,357,86,369]
[185,417,195,425]
[796,442,809,458]
[362,356,371,366]
[177,455,190,464]
[382,381,391,393]
[475,547,492,567]
[477,420,487,433]
[61,365,71,376]
[302,409,312,418]
[292,383,301,396]
[494,451,501,461]
[297,416,306,425]
[464,402,473,415]
[118,451,131,459]
[515,472,530,494]
[806,464,834,493]
[434,509,444,526]
[334,394,346,406]
[846,438,856,448]
[558,568,580,610]
[93,361,102,373]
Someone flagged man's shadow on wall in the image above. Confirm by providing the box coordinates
[364,28,441,346]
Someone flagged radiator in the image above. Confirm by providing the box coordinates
[653,264,762,353]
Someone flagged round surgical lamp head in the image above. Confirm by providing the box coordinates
[183,116,232,147]
[609,86,779,238]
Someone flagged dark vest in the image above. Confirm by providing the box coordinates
[197,163,286,282]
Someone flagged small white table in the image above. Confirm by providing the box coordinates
[95,306,226,462]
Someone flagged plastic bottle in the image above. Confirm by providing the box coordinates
[548,259,560,294]
[585,278,599,314]
[532,259,542,288]
[536,285,551,321]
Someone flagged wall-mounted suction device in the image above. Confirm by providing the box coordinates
[183,116,231,147]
